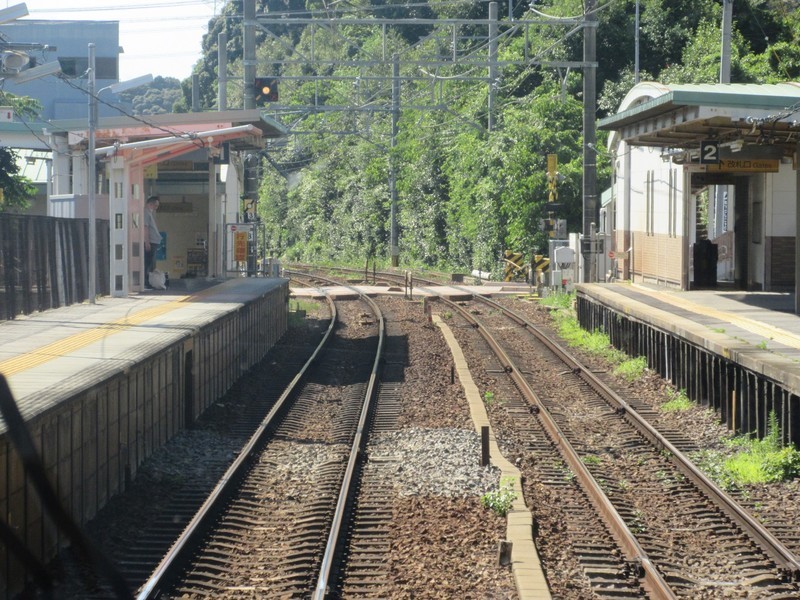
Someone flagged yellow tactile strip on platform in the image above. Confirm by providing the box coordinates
[0,297,189,376]
[627,284,800,350]
[433,314,552,600]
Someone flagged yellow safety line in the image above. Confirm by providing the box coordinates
[628,284,800,350]
[0,297,189,376]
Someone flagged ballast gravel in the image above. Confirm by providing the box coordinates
[368,427,502,497]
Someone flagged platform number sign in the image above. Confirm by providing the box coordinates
[700,140,720,164]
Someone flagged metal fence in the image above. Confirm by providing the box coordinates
[0,214,110,320]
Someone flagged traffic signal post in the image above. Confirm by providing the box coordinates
[254,77,279,104]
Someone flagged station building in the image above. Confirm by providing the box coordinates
[1,18,288,298]
[599,82,800,307]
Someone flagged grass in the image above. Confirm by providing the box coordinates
[545,295,634,365]
[661,388,693,412]
[481,477,517,517]
[539,292,574,310]
[288,299,320,326]
[613,356,648,382]
[691,412,800,489]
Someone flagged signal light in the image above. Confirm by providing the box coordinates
[254,77,278,104]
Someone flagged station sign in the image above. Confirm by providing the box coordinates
[703,158,779,173]
[233,231,248,261]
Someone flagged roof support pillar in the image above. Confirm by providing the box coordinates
[795,143,800,314]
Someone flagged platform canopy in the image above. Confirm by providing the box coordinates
[599,82,800,159]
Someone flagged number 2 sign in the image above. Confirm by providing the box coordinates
[700,140,720,164]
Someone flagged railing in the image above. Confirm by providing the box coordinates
[0,214,110,320]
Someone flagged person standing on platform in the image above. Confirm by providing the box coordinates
[144,195,162,289]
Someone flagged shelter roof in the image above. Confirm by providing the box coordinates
[51,109,287,152]
[0,109,287,152]
[599,82,800,157]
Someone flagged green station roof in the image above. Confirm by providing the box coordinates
[599,82,800,155]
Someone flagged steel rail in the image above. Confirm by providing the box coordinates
[436,295,677,600]
[136,289,338,600]
[313,292,385,599]
[474,293,800,582]
[293,265,800,582]
[287,269,388,599]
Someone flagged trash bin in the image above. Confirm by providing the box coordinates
[693,239,718,288]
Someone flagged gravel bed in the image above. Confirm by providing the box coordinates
[368,428,501,497]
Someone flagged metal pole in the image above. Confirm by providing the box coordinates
[218,32,228,110]
[488,2,498,132]
[582,0,598,282]
[720,0,733,84]
[88,43,97,303]
[243,0,256,109]
[634,0,640,84]
[390,54,399,267]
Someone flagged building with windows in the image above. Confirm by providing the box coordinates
[599,82,800,307]
[0,19,126,119]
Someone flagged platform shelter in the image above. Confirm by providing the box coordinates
[598,82,800,311]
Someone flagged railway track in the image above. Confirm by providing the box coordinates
[133,279,384,598]
[291,265,800,598]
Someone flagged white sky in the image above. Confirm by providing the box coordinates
[17,0,223,80]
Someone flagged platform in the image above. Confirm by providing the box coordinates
[0,277,290,598]
[0,277,287,428]
[575,282,800,447]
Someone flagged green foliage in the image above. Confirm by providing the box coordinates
[691,412,800,488]
[613,356,648,382]
[118,76,183,115]
[661,388,693,412]
[185,0,800,267]
[0,148,37,212]
[481,477,517,517]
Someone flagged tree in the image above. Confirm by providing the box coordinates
[0,148,37,212]
[0,92,40,212]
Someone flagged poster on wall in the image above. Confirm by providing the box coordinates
[157,232,167,260]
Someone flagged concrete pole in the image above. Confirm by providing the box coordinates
[218,32,228,110]
[720,0,733,84]
[488,2,497,132]
[192,73,200,111]
[208,157,217,278]
[390,54,399,267]
[795,143,800,314]
[582,0,598,282]
[634,0,640,84]
[88,43,97,303]
[243,0,256,110]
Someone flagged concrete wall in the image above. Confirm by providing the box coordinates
[0,281,289,598]
[614,144,687,287]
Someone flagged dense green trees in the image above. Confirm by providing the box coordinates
[0,94,40,211]
[191,0,799,274]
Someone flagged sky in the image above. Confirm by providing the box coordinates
[16,0,222,80]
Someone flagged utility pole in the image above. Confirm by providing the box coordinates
[720,0,733,83]
[88,43,97,303]
[582,0,598,282]
[488,2,498,131]
[390,54,399,267]
[634,0,640,84]
[218,32,228,110]
[243,0,256,109]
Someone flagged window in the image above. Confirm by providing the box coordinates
[58,56,118,79]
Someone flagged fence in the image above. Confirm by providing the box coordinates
[0,214,110,320]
